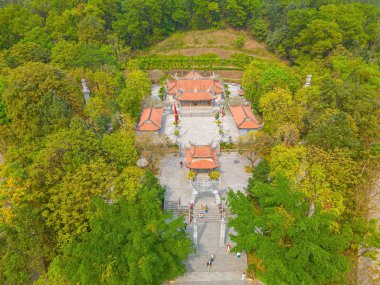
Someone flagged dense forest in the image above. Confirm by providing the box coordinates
[0,0,379,284]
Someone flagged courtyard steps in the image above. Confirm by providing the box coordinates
[192,209,221,222]
[164,200,188,216]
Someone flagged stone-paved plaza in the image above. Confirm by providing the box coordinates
[160,152,251,205]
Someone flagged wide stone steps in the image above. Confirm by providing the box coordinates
[192,209,221,222]
[185,254,246,272]
[164,271,261,284]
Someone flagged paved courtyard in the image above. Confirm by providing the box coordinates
[159,152,251,205]
[160,112,240,145]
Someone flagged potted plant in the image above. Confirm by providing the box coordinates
[187,170,197,181]
[174,129,180,137]
[216,119,221,126]
[219,129,224,135]
[208,170,220,180]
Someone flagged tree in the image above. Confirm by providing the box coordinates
[0,75,8,124]
[43,158,116,249]
[227,177,351,285]
[295,20,343,58]
[0,4,43,49]
[8,42,49,67]
[270,144,359,215]
[319,3,377,48]
[48,174,193,284]
[250,18,269,42]
[117,70,150,119]
[3,63,82,142]
[101,128,139,171]
[306,110,360,151]
[77,15,106,44]
[259,88,305,134]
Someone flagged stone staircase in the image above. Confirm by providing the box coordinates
[192,208,221,223]
[164,200,188,217]
[170,221,251,284]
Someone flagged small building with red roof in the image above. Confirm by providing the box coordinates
[229,105,262,134]
[136,107,163,132]
[166,71,224,108]
[185,142,219,171]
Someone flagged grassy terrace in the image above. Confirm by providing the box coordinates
[132,29,285,72]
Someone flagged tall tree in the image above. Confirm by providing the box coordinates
[117,70,150,119]
[227,177,352,285]
[48,174,193,284]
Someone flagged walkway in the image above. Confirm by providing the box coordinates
[166,196,261,285]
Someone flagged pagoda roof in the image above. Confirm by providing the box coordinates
[166,71,223,95]
[229,105,261,130]
[136,108,163,131]
[185,142,219,169]
[176,91,214,101]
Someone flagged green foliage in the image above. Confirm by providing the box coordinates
[250,18,269,42]
[242,60,299,107]
[306,110,360,151]
[52,41,117,69]
[8,42,49,67]
[117,70,150,119]
[135,54,251,71]
[101,128,138,171]
[0,75,8,124]
[0,4,43,49]
[248,159,270,188]
[48,177,193,284]
[227,177,352,285]
[235,35,245,48]
[3,62,82,142]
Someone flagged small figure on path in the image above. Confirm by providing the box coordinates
[205,204,209,213]
[237,252,241,258]
[184,222,187,230]
[207,260,211,270]
[180,161,183,168]
[210,254,215,263]
[227,244,231,253]
[242,272,246,280]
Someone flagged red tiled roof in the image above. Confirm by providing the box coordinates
[185,143,219,169]
[184,71,203,79]
[136,108,163,131]
[166,71,224,95]
[176,91,214,101]
[229,105,261,130]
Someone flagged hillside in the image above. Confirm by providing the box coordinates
[142,29,279,61]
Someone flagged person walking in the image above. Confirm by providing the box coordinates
[179,161,183,168]
[242,272,246,280]
[210,254,215,263]
[207,260,211,270]
[237,252,241,258]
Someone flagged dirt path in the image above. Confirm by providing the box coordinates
[357,174,380,285]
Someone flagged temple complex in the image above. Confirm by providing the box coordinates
[166,71,224,108]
